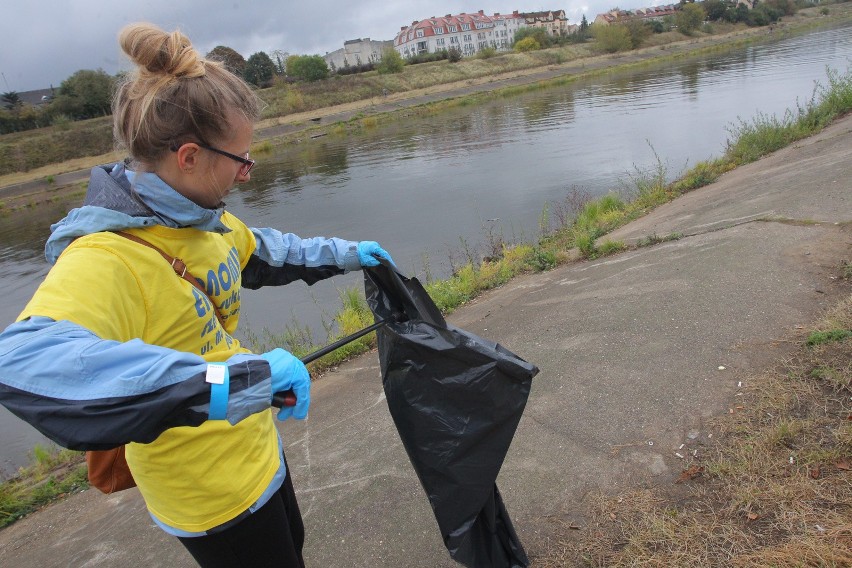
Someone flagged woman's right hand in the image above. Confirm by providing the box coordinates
[261,348,310,420]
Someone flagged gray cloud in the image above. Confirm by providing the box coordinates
[1,0,657,92]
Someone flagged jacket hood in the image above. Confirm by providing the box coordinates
[45,163,231,264]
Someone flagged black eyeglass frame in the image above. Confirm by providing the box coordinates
[198,144,255,176]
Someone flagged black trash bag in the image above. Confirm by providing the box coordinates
[364,264,538,568]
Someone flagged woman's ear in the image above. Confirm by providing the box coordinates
[175,143,202,173]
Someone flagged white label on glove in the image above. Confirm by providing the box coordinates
[205,364,227,385]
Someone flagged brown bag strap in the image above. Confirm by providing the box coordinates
[114,231,225,327]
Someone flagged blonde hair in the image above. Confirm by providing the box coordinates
[113,23,260,165]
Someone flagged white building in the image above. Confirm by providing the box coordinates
[393,10,526,59]
[323,38,392,71]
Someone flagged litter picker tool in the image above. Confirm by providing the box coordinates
[271,312,403,408]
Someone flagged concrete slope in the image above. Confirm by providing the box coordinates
[0,115,850,567]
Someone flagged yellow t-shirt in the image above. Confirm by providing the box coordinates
[19,212,280,533]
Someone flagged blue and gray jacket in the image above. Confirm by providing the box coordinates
[0,162,362,452]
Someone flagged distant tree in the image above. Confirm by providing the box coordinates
[746,2,784,25]
[579,15,590,37]
[591,24,633,53]
[243,51,277,87]
[447,46,463,62]
[269,50,289,75]
[1,91,22,110]
[514,27,551,48]
[702,0,730,21]
[648,19,666,33]
[51,69,114,119]
[765,0,797,16]
[377,48,405,74]
[286,55,329,82]
[514,36,541,52]
[623,19,651,48]
[676,3,706,34]
[725,4,751,23]
[206,46,246,76]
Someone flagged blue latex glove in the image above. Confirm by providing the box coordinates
[357,241,395,267]
[261,348,310,420]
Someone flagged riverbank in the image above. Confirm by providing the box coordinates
[1,3,850,210]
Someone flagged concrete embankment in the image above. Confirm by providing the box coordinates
[0,110,849,567]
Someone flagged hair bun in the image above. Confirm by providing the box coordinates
[119,23,205,79]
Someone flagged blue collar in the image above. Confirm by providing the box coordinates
[127,169,231,234]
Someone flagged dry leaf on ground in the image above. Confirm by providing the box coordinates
[676,465,705,483]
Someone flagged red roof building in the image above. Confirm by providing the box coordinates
[594,4,679,25]
[394,10,526,58]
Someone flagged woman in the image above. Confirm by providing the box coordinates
[0,23,392,567]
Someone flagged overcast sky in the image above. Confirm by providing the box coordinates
[1,1,662,93]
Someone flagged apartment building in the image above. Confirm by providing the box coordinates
[393,10,526,58]
[594,5,679,25]
[522,10,572,36]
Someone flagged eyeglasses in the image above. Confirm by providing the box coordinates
[199,144,255,176]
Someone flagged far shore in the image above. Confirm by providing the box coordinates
[1,4,849,210]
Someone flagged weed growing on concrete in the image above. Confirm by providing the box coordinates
[726,65,852,165]
[597,239,627,256]
[806,328,852,346]
[637,232,684,247]
[0,446,87,528]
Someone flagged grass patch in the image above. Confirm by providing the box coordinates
[726,66,852,165]
[0,445,87,528]
[536,295,852,566]
[807,328,852,346]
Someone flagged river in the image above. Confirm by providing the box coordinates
[1,22,850,475]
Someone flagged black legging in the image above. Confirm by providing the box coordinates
[178,469,305,568]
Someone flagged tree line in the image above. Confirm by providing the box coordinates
[590,0,807,54]
[0,46,337,135]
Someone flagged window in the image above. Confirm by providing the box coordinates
[416,29,424,38]
[433,27,444,34]
[417,41,427,53]
[449,25,457,32]
[436,38,445,46]
[461,23,471,31]
[408,32,413,41]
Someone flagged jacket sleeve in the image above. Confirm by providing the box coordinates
[0,317,273,451]
[241,228,362,289]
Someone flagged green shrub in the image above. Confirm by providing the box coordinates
[591,25,632,53]
[476,47,498,59]
[377,48,405,74]
[514,37,542,52]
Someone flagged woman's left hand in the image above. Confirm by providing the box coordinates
[357,241,395,267]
